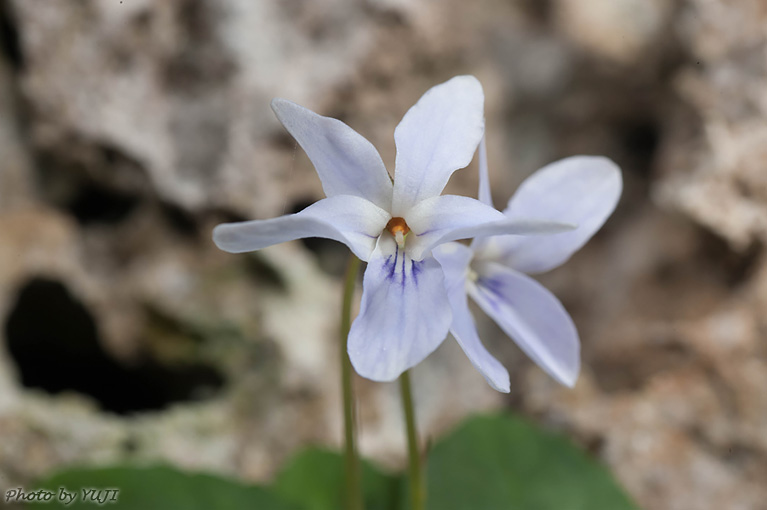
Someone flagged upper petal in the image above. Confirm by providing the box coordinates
[391,76,485,215]
[476,156,622,274]
[212,195,390,262]
[469,261,580,387]
[470,135,494,251]
[348,235,451,382]
[433,243,510,392]
[271,99,393,210]
[477,135,494,207]
[405,195,575,261]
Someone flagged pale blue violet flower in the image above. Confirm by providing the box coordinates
[213,76,569,382]
[433,139,622,392]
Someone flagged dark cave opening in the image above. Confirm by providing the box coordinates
[66,180,142,225]
[4,277,224,415]
[0,0,23,70]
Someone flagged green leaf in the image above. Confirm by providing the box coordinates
[22,415,636,510]
[274,448,400,510]
[26,465,294,510]
[425,414,638,510]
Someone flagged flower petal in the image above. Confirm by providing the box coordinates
[477,135,494,207]
[405,195,575,261]
[271,99,393,210]
[469,262,580,387]
[348,235,451,381]
[212,195,390,262]
[433,243,510,392]
[477,156,622,274]
[470,135,496,251]
[391,76,485,215]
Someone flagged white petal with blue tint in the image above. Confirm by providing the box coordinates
[271,99,393,210]
[476,156,622,274]
[434,243,510,392]
[469,261,580,387]
[477,136,493,208]
[471,135,493,254]
[406,195,576,261]
[213,195,390,262]
[348,235,452,382]
[391,76,485,215]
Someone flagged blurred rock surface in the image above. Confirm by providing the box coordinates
[1,1,766,509]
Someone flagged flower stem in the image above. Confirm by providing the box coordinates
[340,254,363,510]
[400,370,425,510]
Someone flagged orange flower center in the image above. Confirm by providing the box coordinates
[386,217,410,248]
[385,217,410,237]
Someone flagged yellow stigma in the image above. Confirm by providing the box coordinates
[386,217,410,248]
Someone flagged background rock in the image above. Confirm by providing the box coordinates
[1,1,766,509]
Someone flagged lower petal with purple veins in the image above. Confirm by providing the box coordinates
[348,235,451,382]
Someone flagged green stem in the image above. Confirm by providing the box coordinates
[400,370,425,510]
[341,254,363,510]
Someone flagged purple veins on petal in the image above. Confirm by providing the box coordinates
[384,248,398,281]
[477,275,504,298]
[400,251,407,290]
[411,259,422,287]
[380,245,422,291]
[475,277,504,313]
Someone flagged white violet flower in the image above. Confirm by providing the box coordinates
[213,76,569,382]
[433,138,622,392]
